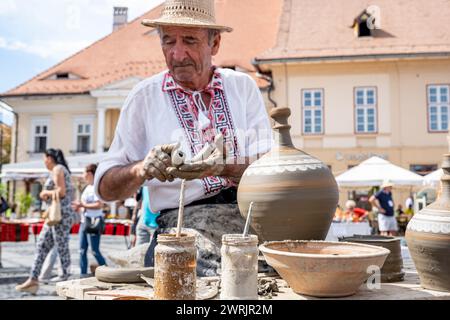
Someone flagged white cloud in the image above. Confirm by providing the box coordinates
[0,0,163,59]
[0,36,90,59]
[0,0,17,15]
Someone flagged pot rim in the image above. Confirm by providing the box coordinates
[338,235,400,243]
[259,240,391,259]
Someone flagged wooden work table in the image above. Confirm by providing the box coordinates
[56,246,450,300]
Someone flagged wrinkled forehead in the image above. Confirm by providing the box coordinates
[159,25,209,38]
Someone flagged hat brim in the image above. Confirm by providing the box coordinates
[142,18,233,33]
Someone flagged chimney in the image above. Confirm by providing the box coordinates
[113,7,128,31]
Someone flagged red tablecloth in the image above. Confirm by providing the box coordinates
[0,223,30,242]
[31,222,130,236]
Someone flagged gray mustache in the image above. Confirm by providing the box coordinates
[173,61,195,68]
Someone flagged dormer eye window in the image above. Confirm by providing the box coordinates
[43,72,81,80]
[56,73,69,79]
[352,8,380,38]
[356,13,372,37]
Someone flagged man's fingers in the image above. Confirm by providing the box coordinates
[177,162,208,172]
[160,142,180,155]
[157,152,172,167]
[146,158,168,175]
[166,168,203,180]
[143,166,166,182]
[214,133,224,149]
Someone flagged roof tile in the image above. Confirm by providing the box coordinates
[3,0,282,97]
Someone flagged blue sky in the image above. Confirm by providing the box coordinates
[0,0,163,94]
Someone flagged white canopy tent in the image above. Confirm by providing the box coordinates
[0,153,109,181]
[335,156,424,187]
[423,169,443,187]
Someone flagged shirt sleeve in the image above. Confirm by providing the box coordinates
[94,89,149,202]
[243,76,274,159]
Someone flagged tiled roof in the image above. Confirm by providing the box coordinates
[2,0,283,97]
[256,0,450,63]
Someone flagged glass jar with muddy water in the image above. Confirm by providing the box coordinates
[154,233,197,300]
[220,234,259,300]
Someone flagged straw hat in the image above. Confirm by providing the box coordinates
[381,180,394,189]
[142,0,233,32]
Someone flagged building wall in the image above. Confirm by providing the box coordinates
[268,58,450,172]
[4,94,98,162]
[266,58,450,207]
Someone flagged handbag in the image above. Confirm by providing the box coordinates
[46,191,62,226]
[84,216,105,234]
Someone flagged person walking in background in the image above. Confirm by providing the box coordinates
[135,186,159,246]
[15,149,75,294]
[72,164,107,278]
[130,188,144,248]
[369,181,398,236]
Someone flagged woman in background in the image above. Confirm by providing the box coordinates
[16,149,74,294]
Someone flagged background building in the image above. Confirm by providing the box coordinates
[1,0,450,207]
[255,0,450,175]
[0,0,282,163]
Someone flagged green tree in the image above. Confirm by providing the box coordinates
[0,124,12,165]
[17,192,34,218]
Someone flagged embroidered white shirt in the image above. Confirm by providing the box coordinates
[94,68,273,212]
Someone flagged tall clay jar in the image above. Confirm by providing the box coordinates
[154,234,197,300]
[220,234,259,300]
[238,107,339,242]
[406,154,450,292]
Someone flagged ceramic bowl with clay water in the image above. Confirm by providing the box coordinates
[259,240,390,298]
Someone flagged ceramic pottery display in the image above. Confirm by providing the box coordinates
[406,154,450,292]
[237,107,339,242]
[340,235,404,282]
[259,240,390,298]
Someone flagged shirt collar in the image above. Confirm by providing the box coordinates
[162,68,224,93]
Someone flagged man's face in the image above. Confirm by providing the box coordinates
[160,26,220,88]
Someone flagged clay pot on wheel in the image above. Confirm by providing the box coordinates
[238,107,339,242]
[406,154,450,292]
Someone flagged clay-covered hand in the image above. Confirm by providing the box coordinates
[167,134,227,181]
[140,143,180,182]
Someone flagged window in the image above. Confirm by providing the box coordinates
[410,164,438,176]
[73,116,94,153]
[428,85,450,132]
[56,73,69,79]
[31,118,50,153]
[44,72,80,80]
[352,11,374,38]
[302,89,324,134]
[355,87,377,133]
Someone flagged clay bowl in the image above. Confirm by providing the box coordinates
[259,241,390,298]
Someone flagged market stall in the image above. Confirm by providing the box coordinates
[0,153,109,181]
[423,168,443,187]
[336,156,425,187]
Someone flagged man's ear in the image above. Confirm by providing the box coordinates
[211,32,221,56]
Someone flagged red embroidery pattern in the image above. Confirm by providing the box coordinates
[164,71,239,195]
